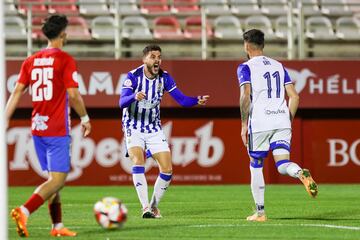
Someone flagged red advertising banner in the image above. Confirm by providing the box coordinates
[8,118,302,186]
[302,120,360,183]
[6,60,360,109]
[7,118,360,185]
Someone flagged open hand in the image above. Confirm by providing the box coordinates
[241,124,248,147]
[82,121,91,137]
[197,95,210,105]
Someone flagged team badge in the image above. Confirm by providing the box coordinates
[157,82,162,92]
[124,79,132,87]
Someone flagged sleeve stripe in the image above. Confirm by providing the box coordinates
[240,81,251,87]
[168,86,177,92]
[122,86,133,89]
[284,82,293,85]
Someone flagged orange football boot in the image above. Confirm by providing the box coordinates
[11,207,29,237]
[246,212,267,222]
[299,169,318,198]
[50,228,77,237]
[151,207,162,219]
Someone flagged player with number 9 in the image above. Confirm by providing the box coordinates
[6,14,91,237]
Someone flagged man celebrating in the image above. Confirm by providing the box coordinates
[6,15,91,237]
[120,45,209,218]
[238,29,318,222]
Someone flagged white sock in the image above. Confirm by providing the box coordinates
[250,165,265,214]
[277,160,302,178]
[20,206,30,217]
[132,165,149,210]
[52,223,64,230]
[150,172,172,209]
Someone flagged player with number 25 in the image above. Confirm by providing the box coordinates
[6,14,91,237]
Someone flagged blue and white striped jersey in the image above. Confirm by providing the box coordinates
[237,56,293,133]
[121,65,177,133]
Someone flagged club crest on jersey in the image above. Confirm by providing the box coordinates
[124,79,132,87]
[157,82,163,92]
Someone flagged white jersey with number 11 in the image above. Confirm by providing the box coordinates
[237,56,293,133]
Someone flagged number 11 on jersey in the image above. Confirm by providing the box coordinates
[263,71,280,99]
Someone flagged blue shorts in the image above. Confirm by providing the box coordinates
[32,136,71,173]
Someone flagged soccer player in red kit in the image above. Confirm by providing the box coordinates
[6,15,91,237]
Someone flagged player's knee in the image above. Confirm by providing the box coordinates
[160,168,172,174]
[158,163,172,174]
[273,147,290,156]
[47,178,65,191]
[130,156,145,165]
[250,158,264,168]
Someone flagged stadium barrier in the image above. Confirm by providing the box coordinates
[6,60,359,185]
[6,60,360,108]
[7,118,360,186]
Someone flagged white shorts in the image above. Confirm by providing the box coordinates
[124,128,170,155]
[248,128,292,159]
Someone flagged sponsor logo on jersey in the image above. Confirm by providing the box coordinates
[265,109,286,115]
[31,113,49,131]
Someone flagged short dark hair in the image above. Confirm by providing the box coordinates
[243,29,265,49]
[143,44,162,57]
[42,14,68,40]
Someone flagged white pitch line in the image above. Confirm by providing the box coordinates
[9,223,360,231]
[188,223,360,231]
[301,224,360,231]
[8,226,96,230]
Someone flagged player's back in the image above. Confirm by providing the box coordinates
[241,56,292,133]
[18,48,79,136]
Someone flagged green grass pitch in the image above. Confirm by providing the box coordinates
[8,185,360,240]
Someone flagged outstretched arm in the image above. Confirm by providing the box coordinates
[5,83,27,128]
[240,83,251,146]
[169,88,209,107]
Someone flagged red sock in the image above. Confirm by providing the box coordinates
[23,193,45,214]
[48,203,62,224]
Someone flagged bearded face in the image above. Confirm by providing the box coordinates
[143,50,161,79]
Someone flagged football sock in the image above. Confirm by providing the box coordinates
[150,172,172,209]
[256,204,265,216]
[20,206,30,218]
[23,193,45,216]
[132,165,149,210]
[250,165,265,214]
[53,223,64,230]
[276,160,302,178]
[49,203,62,226]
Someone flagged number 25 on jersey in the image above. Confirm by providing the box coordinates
[31,67,53,102]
